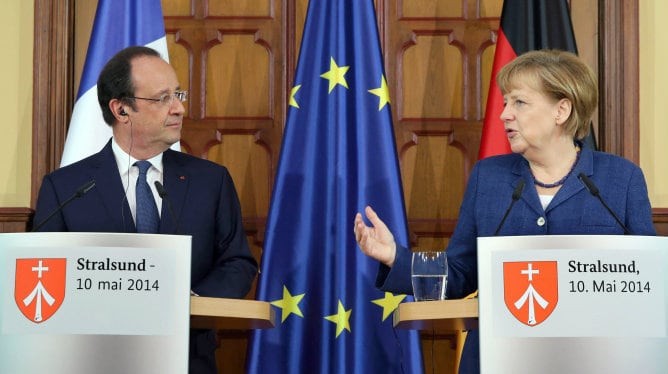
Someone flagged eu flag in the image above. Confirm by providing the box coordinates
[247,0,424,373]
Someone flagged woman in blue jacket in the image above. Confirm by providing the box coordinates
[353,49,656,374]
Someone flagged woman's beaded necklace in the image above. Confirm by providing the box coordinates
[532,147,581,188]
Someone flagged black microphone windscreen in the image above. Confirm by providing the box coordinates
[77,180,96,196]
[512,180,525,200]
[154,181,167,198]
[578,173,599,195]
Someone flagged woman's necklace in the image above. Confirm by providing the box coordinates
[532,148,581,188]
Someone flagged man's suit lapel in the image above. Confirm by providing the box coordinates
[90,140,136,232]
[160,150,190,234]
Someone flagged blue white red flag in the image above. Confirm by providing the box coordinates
[61,0,174,167]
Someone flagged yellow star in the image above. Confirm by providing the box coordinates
[368,75,391,111]
[289,84,301,108]
[371,292,406,321]
[270,285,305,322]
[320,57,350,93]
[324,300,352,337]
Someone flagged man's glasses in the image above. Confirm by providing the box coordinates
[127,90,188,106]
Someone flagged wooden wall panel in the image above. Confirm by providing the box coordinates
[205,35,271,117]
[161,0,189,16]
[655,209,668,236]
[386,0,496,251]
[402,1,463,17]
[0,208,32,233]
[402,36,464,118]
[402,136,466,220]
[207,134,272,220]
[480,0,504,17]
[209,1,272,17]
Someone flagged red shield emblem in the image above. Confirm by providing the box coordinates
[15,258,67,323]
[503,261,558,326]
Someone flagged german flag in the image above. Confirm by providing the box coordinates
[479,0,597,159]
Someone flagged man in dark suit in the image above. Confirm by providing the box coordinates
[33,46,258,374]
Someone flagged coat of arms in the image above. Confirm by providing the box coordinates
[15,258,67,323]
[503,261,558,326]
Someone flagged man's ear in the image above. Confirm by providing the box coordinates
[109,99,129,122]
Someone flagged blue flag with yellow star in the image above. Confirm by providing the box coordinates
[246,0,424,373]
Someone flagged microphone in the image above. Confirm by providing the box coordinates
[33,180,96,232]
[577,173,631,235]
[494,180,525,236]
[154,181,180,234]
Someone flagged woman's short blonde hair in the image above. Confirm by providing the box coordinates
[496,49,598,140]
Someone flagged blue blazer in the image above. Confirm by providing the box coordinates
[376,144,656,374]
[34,140,258,299]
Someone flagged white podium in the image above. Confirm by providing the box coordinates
[478,235,668,374]
[0,232,192,374]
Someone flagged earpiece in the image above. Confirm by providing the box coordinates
[120,109,127,116]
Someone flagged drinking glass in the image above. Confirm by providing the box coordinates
[411,251,448,301]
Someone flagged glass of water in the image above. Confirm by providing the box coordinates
[411,251,447,301]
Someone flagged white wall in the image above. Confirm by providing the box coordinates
[0,0,33,206]
[640,1,668,207]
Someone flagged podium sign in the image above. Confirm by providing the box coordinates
[0,232,191,374]
[478,235,668,374]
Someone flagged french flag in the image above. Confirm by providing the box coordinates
[60,0,176,167]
